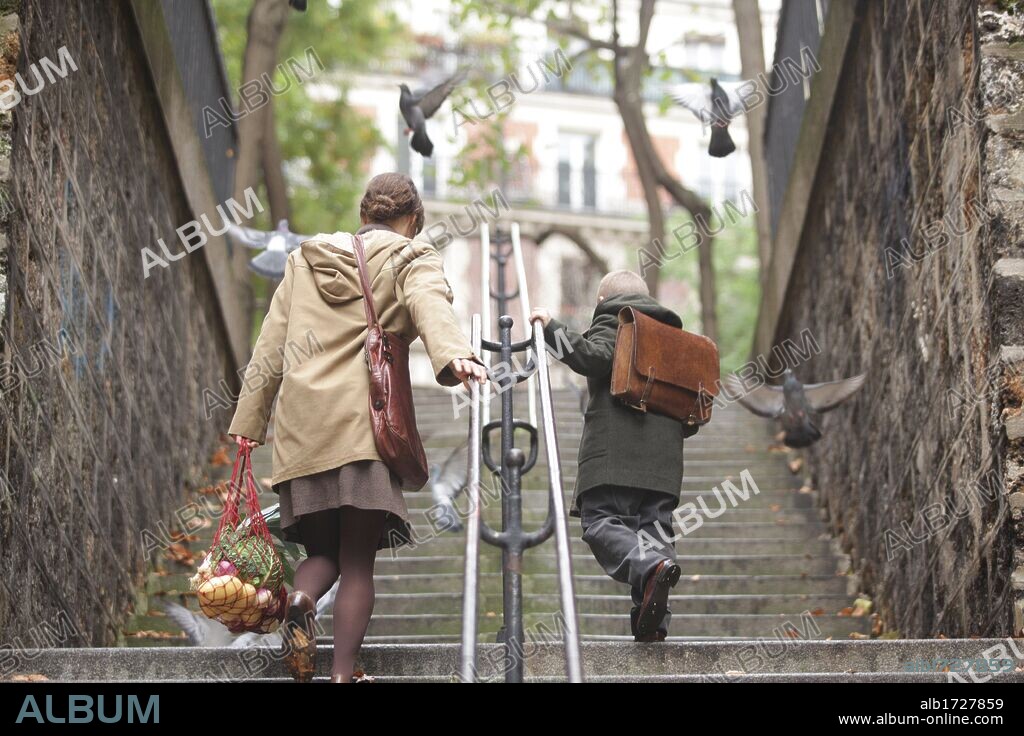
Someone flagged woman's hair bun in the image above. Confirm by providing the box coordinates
[360,173,425,234]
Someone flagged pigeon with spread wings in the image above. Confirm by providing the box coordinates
[399,70,467,158]
[227,219,313,280]
[669,78,751,158]
[726,369,866,448]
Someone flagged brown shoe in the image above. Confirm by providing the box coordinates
[281,590,317,682]
[635,560,680,639]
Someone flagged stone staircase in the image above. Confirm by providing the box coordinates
[25,385,1024,682]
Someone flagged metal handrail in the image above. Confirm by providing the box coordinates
[480,226,492,428]
[459,223,584,683]
[459,315,483,682]
[510,223,537,428]
[530,317,583,682]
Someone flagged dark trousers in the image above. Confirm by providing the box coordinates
[578,485,678,636]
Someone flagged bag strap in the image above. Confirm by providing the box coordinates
[351,233,379,329]
[213,445,249,544]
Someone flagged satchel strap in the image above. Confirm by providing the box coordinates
[351,233,379,329]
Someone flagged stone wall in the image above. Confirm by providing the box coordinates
[0,0,234,646]
[769,0,1024,637]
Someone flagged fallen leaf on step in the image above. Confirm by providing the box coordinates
[852,597,872,617]
[769,504,782,513]
[809,608,826,616]
[837,607,854,617]
[768,444,787,453]
[486,611,496,617]
[129,630,186,639]
[937,633,947,639]
[8,674,48,682]
[848,632,869,640]
[788,459,803,474]
[690,574,701,582]
[726,670,745,676]
[210,447,231,466]
[165,543,195,566]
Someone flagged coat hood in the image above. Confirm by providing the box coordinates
[298,229,413,305]
[592,292,683,329]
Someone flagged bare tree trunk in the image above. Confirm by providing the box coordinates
[263,100,291,224]
[232,0,290,318]
[609,0,717,339]
[616,90,666,297]
[733,0,771,278]
[234,0,289,205]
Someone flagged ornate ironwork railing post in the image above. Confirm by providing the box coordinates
[460,223,583,683]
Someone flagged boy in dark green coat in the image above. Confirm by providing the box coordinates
[531,270,687,641]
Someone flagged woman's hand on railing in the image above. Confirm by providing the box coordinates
[449,357,489,390]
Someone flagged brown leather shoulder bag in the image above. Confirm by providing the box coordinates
[610,306,720,430]
[352,233,429,490]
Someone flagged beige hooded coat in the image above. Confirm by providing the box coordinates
[227,227,478,487]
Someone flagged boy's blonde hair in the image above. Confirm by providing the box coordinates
[597,270,649,300]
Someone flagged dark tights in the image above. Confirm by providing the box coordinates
[292,506,385,681]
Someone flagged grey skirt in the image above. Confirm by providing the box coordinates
[274,460,413,550]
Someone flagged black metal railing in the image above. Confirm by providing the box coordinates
[460,225,583,683]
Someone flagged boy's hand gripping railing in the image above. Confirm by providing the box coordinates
[459,226,583,683]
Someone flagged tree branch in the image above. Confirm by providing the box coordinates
[490,2,617,50]
[535,226,610,273]
[637,0,657,53]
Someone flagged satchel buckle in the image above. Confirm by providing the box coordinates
[639,369,655,409]
[686,381,710,425]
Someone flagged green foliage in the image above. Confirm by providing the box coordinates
[660,213,761,375]
[210,0,405,233]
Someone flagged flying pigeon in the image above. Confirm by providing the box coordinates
[669,78,751,158]
[162,579,338,648]
[227,219,313,280]
[429,439,471,533]
[288,0,307,11]
[726,368,866,448]
[399,70,467,158]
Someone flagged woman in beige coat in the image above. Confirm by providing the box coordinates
[228,173,486,682]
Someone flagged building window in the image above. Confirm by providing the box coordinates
[683,34,726,74]
[557,132,598,210]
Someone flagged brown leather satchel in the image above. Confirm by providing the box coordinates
[352,233,429,490]
[610,306,720,429]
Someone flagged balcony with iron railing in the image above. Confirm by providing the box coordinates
[409,156,743,220]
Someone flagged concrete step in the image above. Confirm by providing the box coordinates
[370,572,857,596]
[342,611,872,639]
[403,486,810,513]
[319,591,856,617]
[387,535,836,558]
[21,640,1024,681]
[371,553,851,576]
